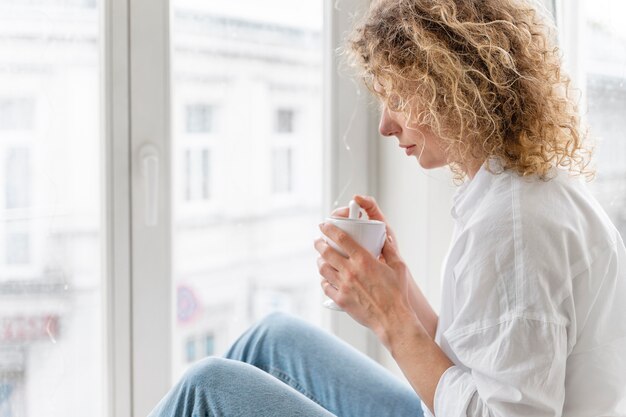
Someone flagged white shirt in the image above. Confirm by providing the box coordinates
[421,158,626,417]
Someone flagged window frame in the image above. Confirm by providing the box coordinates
[553,0,585,90]
[104,0,132,415]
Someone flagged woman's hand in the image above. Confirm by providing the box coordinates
[314,195,420,347]
[329,195,399,254]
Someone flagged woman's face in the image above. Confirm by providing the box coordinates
[378,103,448,170]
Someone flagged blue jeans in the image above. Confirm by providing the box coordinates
[148,312,424,417]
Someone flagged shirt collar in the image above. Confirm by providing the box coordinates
[451,157,502,222]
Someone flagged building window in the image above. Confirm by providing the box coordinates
[5,221,30,265]
[184,149,211,201]
[186,104,213,133]
[204,334,215,356]
[271,148,293,194]
[0,99,35,131]
[185,338,196,363]
[6,233,29,265]
[5,148,30,210]
[0,376,24,417]
[275,108,295,133]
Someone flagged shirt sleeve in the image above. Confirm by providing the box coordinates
[433,317,568,417]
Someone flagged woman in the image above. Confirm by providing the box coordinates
[150,0,626,416]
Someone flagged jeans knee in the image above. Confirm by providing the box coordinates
[225,312,307,363]
[183,357,233,391]
[255,311,305,343]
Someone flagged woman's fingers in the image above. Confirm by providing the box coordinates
[313,236,348,271]
[332,196,384,221]
[321,278,340,300]
[353,195,398,243]
[316,256,341,305]
[330,195,386,222]
[316,256,339,289]
[330,207,349,218]
[353,195,386,222]
[330,206,363,218]
[318,223,364,260]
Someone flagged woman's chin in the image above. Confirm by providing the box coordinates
[416,156,446,170]
[415,155,432,168]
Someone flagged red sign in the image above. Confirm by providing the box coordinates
[177,285,200,324]
[0,315,59,342]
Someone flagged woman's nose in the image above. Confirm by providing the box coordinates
[378,107,401,137]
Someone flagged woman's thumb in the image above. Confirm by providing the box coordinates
[354,195,385,222]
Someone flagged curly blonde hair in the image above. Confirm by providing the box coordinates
[347,0,594,182]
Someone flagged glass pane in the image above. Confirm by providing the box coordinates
[584,0,626,238]
[186,104,214,133]
[170,0,324,380]
[272,148,293,194]
[0,1,105,416]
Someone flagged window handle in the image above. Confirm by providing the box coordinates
[139,144,159,227]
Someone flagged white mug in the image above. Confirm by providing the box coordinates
[321,200,387,311]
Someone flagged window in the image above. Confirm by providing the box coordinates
[0,363,24,417]
[81,0,97,8]
[276,108,295,133]
[184,338,196,363]
[0,1,104,415]
[186,104,214,133]
[5,148,30,210]
[271,148,293,194]
[0,0,361,413]
[588,75,626,177]
[0,99,34,131]
[170,1,323,383]
[556,0,626,238]
[204,334,215,357]
[183,334,214,362]
[5,230,29,265]
[183,149,211,201]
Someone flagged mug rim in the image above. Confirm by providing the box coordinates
[327,216,385,226]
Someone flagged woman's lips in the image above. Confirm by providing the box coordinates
[404,145,416,156]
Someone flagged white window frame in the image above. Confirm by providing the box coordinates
[104,0,132,415]
[126,0,173,415]
[553,0,585,90]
